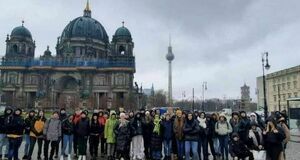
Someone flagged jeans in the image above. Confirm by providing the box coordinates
[23,134,30,156]
[107,143,115,157]
[0,134,8,156]
[28,137,43,159]
[218,135,229,160]
[198,136,208,160]
[152,150,162,160]
[213,138,220,155]
[8,137,22,160]
[185,141,199,160]
[176,140,185,160]
[62,134,73,155]
[163,140,172,157]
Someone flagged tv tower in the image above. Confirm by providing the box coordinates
[166,36,175,106]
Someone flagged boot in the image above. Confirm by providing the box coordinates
[78,155,82,160]
[67,154,72,160]
[82,155,86,160]
[60,155,64,160]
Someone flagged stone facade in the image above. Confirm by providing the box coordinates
[257,65,300,112]
[0,4,136,111]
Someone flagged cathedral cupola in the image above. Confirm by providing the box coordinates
[111,22,134,56]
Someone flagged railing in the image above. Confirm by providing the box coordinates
[0,57,135,68]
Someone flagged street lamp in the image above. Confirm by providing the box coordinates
[202,82,207,111]
[262,52,270,120]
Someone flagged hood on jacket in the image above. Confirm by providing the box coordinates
[232,112,239,118]
[239,111,247,118]
[250,112,257,122]
[4,107,13,116]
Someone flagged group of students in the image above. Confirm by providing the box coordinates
[0,106,291,160]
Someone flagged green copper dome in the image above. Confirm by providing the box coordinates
[115,26,131,37]
[11,26,32,39]
[61,14,109,43]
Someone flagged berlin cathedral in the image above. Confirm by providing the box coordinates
[0,2,136,111]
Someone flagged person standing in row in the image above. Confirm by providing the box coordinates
[43,111,61,160]
[89,113,102,160]
[0,107,13,159]
[197,112,209,160]
[105,111,117,160]
[161,113,173,160]
[72,108,82,158]
[28,110,46,160]
[173,110,185,160]
[150,114,162,160]
[183,112,200,160]
[61,115,74,160]
[143,111,153,160]
[114,112,130,160]
[215,114,232,160]
[130,112,145,160]
[98,110,107,157]
[6,108,25,160]
[23,110,35,160]
[76,111,90,160]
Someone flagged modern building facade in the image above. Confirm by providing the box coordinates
[257,65,300,112]
[0,2,136,111]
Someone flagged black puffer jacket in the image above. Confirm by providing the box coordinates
[5,109,25,136]
[90,119,102,135]
[75,117,90,137]
[114,120,131,151]
[62,118,74,135]
[238,116,250,142]
[183,118,200,141]
[24,112,35,135]
[130,115,144,137]
[0,108,13,134]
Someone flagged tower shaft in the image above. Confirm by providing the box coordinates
[168,61,173,106]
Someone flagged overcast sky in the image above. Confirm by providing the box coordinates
[0,0,299,102]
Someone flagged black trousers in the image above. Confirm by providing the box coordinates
[44,140,59,160]
[89,135,100,157]
[207,137,216,157]
[100,136,107,154]
[28,137,43,159]
[73,133,78,155]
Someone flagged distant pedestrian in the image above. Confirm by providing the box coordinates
[183,112,200,160]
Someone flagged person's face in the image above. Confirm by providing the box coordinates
[241,113,246,117]
[81,114,86,118]
[177,112,182,118]
[233,115,238,119]
[251,125,256,130]
[99,112,103,117]
[53,113,59,119]
[6,110,11,114]
[129,112,134,117]
[15,110,21,115]
[200,113,205,119]
[39,111,44,117]
[29,112,35,116]
[93,115,97,120]
[188,114,193,120]
[136,114,140,118]
[182,113,186,118]
[250,115,256,121]
[69,115,73,122]
[220,116,225,121]
[120,115,125,120]
[111,114,116,119]
[76,110,82,115]
[233,137,239,142]
[61,110,66,114]
[104,114,108,118]
[166,115,170,121]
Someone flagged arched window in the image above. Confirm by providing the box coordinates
[12,44,18,53]
[119,45,126,55]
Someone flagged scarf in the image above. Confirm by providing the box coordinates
[153,115,161,135]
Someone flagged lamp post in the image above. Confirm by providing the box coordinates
[262,52,270,120]
[202,82,207,111]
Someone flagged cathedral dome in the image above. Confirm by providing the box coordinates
[11,25,32,39]
[113,23,132,42]
[60,3,109,43]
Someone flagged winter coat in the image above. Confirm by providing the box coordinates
[215,121,232,136]
[114,120,131,152]
[43,118,62,141]
[105,117,117,143]
[60,113,68,121]
[229,140,252,158]
[6,114,25,137]
[197,117,209,137]
[30,116,47,138]
[143,117,154,143]
[75,117,90,137]
[130,117,143,137]
[161,119,173,140]
[151,131,162,151]
[238,118,250,142]
[24,116,35,135]
[264,127,286,147]
[0,108,12,134]
[229,118,239,133]
[173,116,185,140]
[62,119,74,135]
[207,118,217,139]
[90,120,102,135]
[183,119,200,141]
[248,128,264,150]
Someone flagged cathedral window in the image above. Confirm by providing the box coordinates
[12,44,18,53]
[119,45,126,55]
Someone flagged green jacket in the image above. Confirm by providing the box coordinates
[104,117,117,143]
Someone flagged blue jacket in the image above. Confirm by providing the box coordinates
[161,120,173,140]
